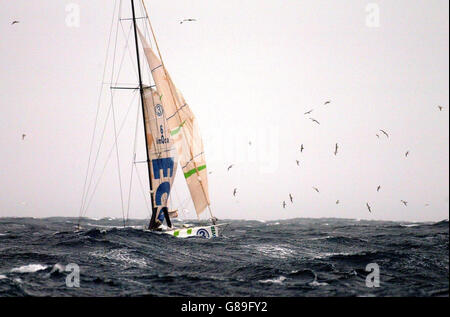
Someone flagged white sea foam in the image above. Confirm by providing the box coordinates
[313,252,353,260]
[50,263,65,273]
[308,235,332,241]
[309,279,329,287]
[242,219,266,223]
[86,223,118,229]
[259,276,286,285]
[0,274,7,279]
[308,271,328,287]
[10,264,48,273]
[254,244,295,259]
[90,249,147,268]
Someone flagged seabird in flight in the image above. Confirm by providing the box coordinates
[380,129,389,138]
[180,18,197,24]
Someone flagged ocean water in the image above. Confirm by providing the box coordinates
[0,217,448,297]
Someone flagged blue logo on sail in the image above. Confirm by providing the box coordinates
[155,104,163,117]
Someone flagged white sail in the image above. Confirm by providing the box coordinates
[142,88,178,224]
[138,29,211,217]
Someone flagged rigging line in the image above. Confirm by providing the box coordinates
[148,148,173,156]
[118,22,136,79]
[181,152,205,169]
[134,163,151,216]
[171,174,183,209]
[139,1,163,95]
[118,20,139,80]
[142,0,214,220]
[140,0,164,72]
[125,91,142,225]
[120,17,147,21]
[80,102,113,218]
[78,0,119,227]
[118,0,123,19]
[82,8,129,220]
[110,89,126,227]
[81,0,124,219]
[83,91,139,216]
[110,21,135,90]
[106,0,128,226]
[125,161,134,226]
[111,0,129,89]
[102,82,140,86]
[166,104,187,120]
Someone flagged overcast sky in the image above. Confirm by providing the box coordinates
[0,0,448,222]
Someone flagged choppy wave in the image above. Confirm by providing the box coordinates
[259,276,286,284]
[0,217,448,296]
[10,264,48,273]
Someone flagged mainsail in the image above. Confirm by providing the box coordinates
[138,29,211,217]
[142,87,178,225]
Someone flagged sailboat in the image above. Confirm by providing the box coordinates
[78,0,224,239]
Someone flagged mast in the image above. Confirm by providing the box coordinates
[130,0,157,229]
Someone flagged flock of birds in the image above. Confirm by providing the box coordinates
[224,101,445,214]
[12,17,446,216]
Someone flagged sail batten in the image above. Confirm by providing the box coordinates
[137,28,211,217]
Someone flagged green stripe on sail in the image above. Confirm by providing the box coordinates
[184,165,206,179]
[170,120,186,136]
